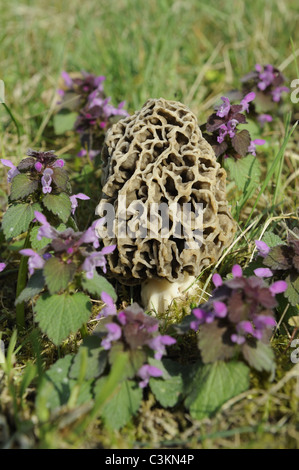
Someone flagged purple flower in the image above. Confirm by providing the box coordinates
[81,244,116,278]
[97,292,117,318]
[227,119,238,138]
[257,64,275,90]
[248,139,265,156]
[212,273,223,288]
[0,262,6,272]
[255,240,270,257]
[34,211,58,240]
[217,124,228,144]
[61,71,73,88]
[78,218,105,249]
[216,96,231,118]
[101,323,122,350]
[1,159,20,183]
[253,314,276,330]
[53,159,65,168]
[271,86,289,102]
[231,333,246,345]
[137,364,163,388]
[232,264,243,278]
[19,248,45,275]
[41,168,53,194]
[147,335,176,360]
[254,267,273,278]
[213,301,227,318]
[240,92,255,112]
[34,161,43,172]
[258,114,273,125]
[269,280,288,295]
[70,193,90,215]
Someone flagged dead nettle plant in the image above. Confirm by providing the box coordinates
[54,71,129,162]
[1,148,116,338]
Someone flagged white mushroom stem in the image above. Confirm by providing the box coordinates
[140,273,197,314]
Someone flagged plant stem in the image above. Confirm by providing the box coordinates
[15,229,31,331]
[80,323,88,339]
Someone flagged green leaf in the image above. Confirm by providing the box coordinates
[15,270,45,305]
[285,274,299,307]
[264,245,291,270]
[70,335,108,381]
[242,340,275,377]
[43,257,77,294]
[81,271,117,300]
[262,232,284,248]
[43,355,93,410]
[185,361,250,420]
[94,378,142,430]
[197,321,235,363]
[2,202,41,239]
[108,346,147,381]
[52,167,69,191]
[149,358,184,408]
[42,192,71,223]
[231,129,251,156]
[10,173,38,201]
[30,223,67,251]
[53,111,77,135]
[34,292,91,345]
[225,154,261,192]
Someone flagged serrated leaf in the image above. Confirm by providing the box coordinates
[185,361,250,420]
[10,173,39,201]
[231,129,251,156]
[42,192,71,223]
[224,154,260,192]
[70,335,107,380]
[108,346,147,381]
[262,232,284,248]
[285,274,299,307]
[52,167,69,191]
[2,202,41,239]
[17,157,36,171]
[242,340,275,376]
[149,358,184,408]
[53,111,77,135]
[30,223,66,251]
[15,270,45,305]
[43,355,93,410]
[264,245,291,270]
[197,321,235,363]
[43,257,77,294]
[81,271,116,300]
[34,292,91,345]
[94,378,142,430]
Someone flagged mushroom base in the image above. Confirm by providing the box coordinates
[140,273,197,314]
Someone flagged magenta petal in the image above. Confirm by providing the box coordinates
[212,273,223,288]
[34,211,48,225]
[1,159,15,169]
[101,244,116,255]
[232,264,243,278]
[269,280,288,295]
[19,249,37,257]
[101,292,115,307]
[213,301,227,318]
[74,193,90,201]
[0,263,6,272]
[254,267,273,278]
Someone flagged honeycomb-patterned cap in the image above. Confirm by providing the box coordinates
[96,98,236,285]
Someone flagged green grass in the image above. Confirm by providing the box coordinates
[0,0,299,450]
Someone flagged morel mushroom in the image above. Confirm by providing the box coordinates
[96,98,236,312]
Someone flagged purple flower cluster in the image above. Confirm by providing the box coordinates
[20,211,115,281]
[255,230,299,306]
[98,297,175,388]
[241,64,289,124]
[58,71,129,159]
[189,263,287,366]
[202,93,265,160]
